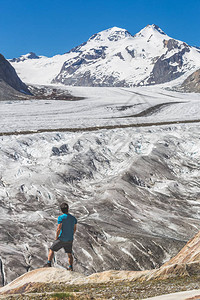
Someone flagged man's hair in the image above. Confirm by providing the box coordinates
[60,203,69,214]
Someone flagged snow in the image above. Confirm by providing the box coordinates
[9,54,71,85]
[0,86,200,134]
[82,249,93,260]
[88,26,131,42]
[9,25,200,87]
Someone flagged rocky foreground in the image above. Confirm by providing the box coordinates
[0,231,200,299]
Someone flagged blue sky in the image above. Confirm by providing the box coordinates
[0,0,200,58]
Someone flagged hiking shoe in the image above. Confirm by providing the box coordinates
[43,262,52,267]
[67,265,73,271]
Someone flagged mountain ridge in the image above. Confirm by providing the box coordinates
[0,53,31,99]
[9,24,200,87]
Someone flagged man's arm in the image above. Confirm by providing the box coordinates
[74,224,77,234]
[55,223,62,240]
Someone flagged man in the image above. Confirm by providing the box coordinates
[44,203,77,271]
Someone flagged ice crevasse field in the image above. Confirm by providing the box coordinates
[1,83,200,283]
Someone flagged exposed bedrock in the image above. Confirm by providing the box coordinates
[147,45,190,84]
[0,125,200,284]
[181,69,200,92]
[0,54,31,97]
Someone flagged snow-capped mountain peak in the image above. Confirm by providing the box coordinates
[134,24,168,41]
[10,52,41,63]
[147,24,166,35]
[88,26,132,43]
[10,24,200,87]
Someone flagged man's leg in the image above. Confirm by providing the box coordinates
[43,249,54,267]
[44,240,62,267]
[48,249,54,262]
[67,253,73,270]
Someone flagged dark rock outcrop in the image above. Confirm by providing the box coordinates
[148,44,190,85]
[0,80,27,100]
[0,53,31,99]
[125,46,135,58]
[181,69,200,92]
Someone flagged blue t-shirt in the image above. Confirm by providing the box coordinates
[58,213,77,242]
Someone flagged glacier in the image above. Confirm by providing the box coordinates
[0,85,200,285]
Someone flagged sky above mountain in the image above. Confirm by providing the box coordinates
[0,0,200,58]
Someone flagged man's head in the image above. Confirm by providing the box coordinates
[60,203,69,214]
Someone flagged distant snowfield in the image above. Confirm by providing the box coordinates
[0,86,200,133]
[11,54,69,85]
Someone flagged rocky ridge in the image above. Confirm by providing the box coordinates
[181,69,200,92]
[10,52,40,63]
[0,54,31,99]
[0,230,200,299]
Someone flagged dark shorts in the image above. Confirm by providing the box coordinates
[50,239,73,253]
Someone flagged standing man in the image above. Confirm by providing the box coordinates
[44,203,77,271]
